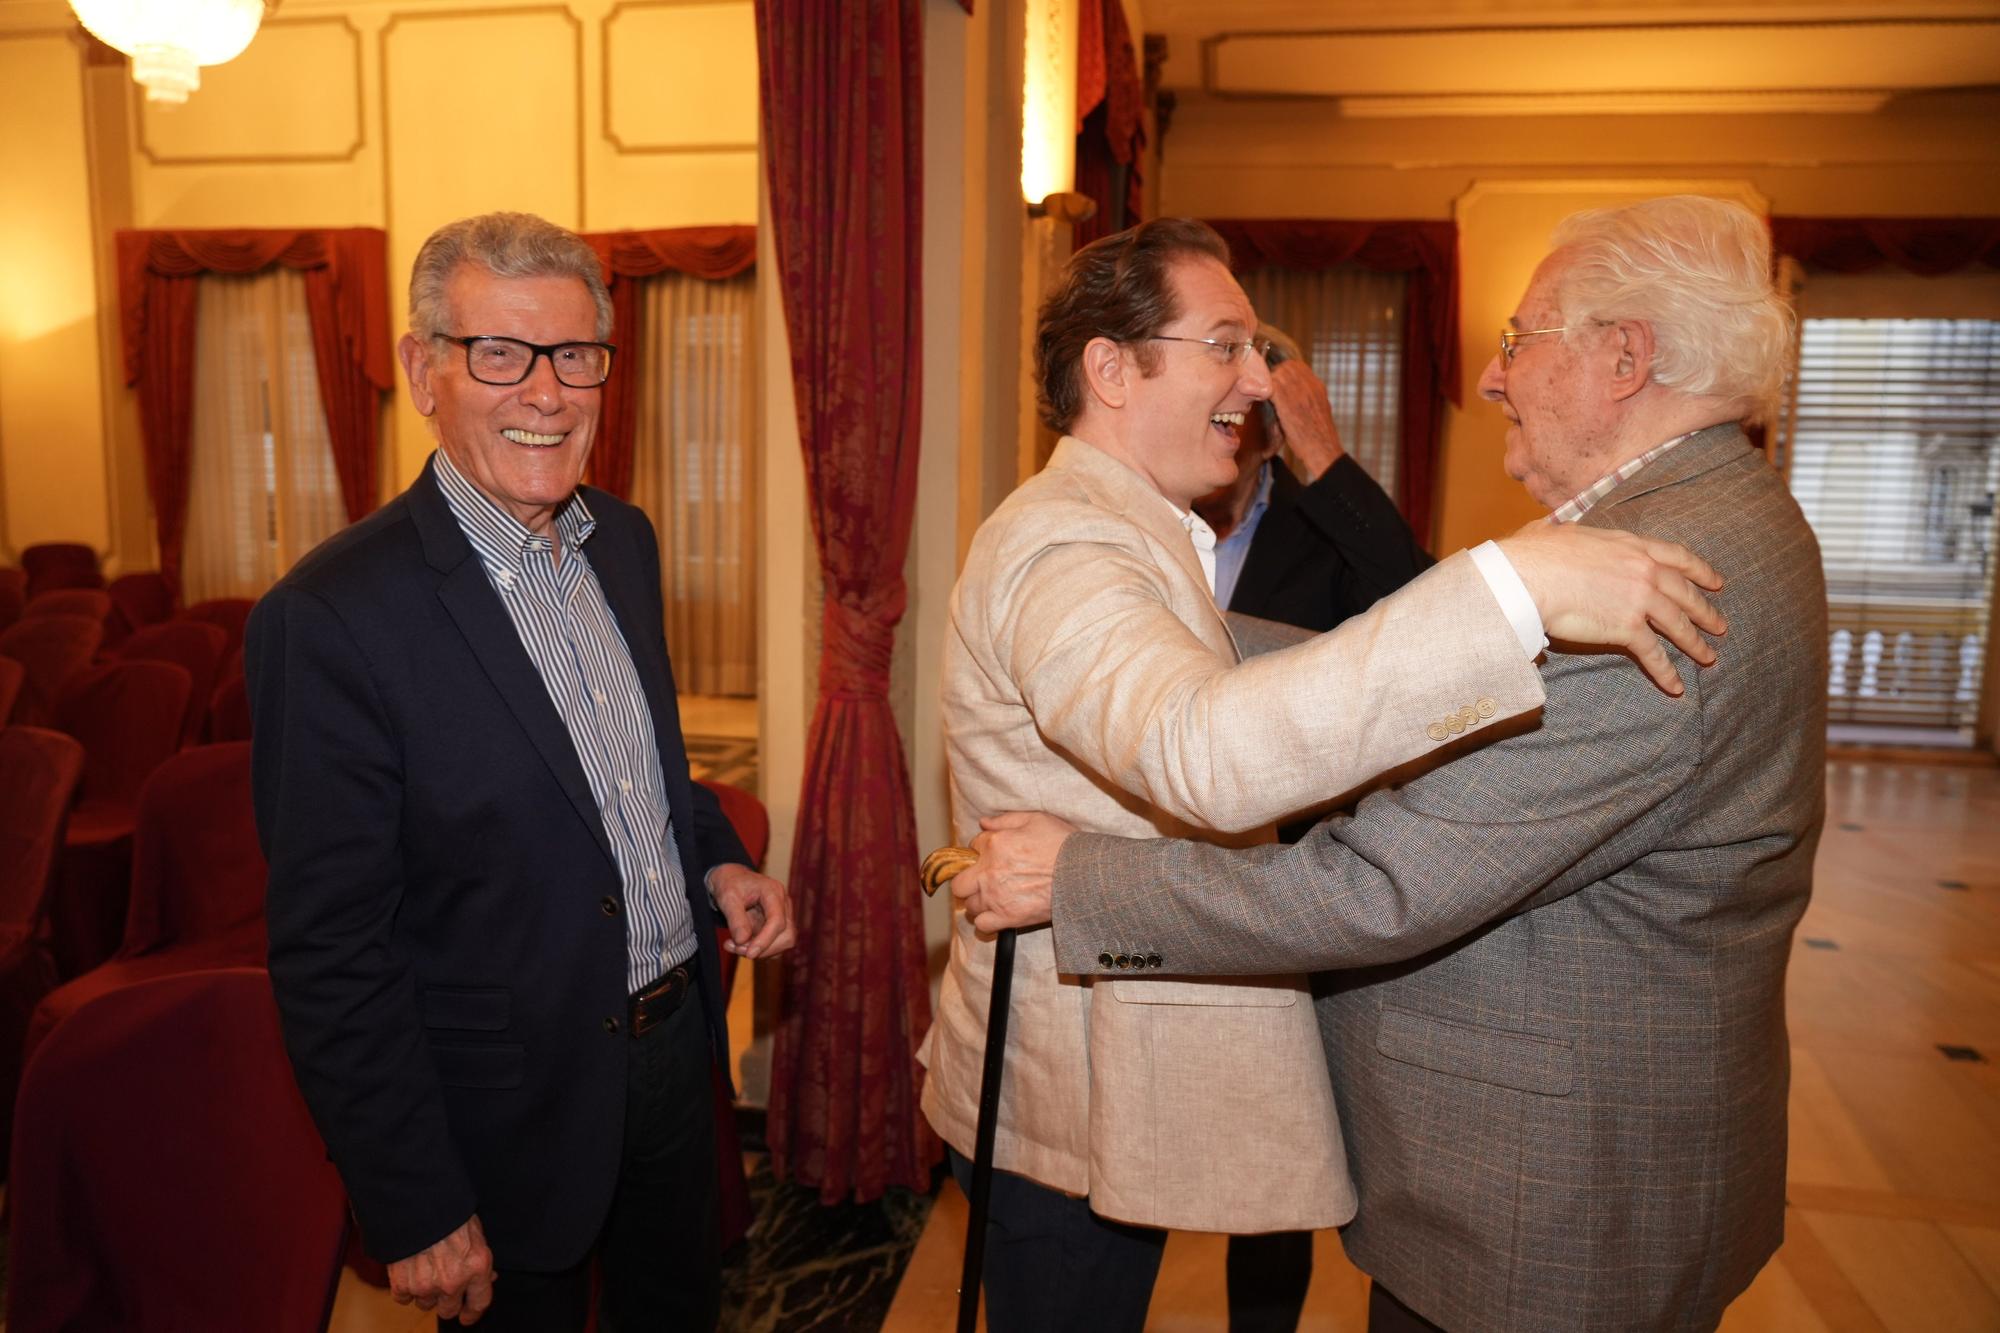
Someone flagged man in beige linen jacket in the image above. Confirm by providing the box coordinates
[919,218,1726,1333]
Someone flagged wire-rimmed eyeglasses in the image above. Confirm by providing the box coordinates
[1498,326,1569,364]
[1146,334,1275,366]
[438,334,615,388]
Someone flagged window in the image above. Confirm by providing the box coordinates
[630,270,758,696]
[1776,317,2000,742]
[183,270,347,601]
[1239,266,1405,498]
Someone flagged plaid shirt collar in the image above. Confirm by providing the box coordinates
[1549,430,1699,525]
[432,448,596,573]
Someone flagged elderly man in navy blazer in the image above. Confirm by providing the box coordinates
[248,211,794,1331]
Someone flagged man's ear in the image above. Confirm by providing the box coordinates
[1608,320,1655,402]
[398,333,438,418]
[1081,336,1130,411]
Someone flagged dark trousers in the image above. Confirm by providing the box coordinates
[445,989,721,1333]
[947,1146,1167,1333]
[1227,1229,1314,1332]
[1368,1283,1450,1333]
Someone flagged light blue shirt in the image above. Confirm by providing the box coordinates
[1210,461,1275,610]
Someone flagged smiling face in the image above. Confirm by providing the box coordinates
[1120,254,1273,509]
[398,265,602,535]
[1476,249,1622,509]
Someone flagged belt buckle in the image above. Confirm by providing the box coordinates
[628,965,687,1038]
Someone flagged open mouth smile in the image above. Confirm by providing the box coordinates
[502,428,565,447]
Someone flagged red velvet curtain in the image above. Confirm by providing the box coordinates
[1205,219,1460,549]
[581,227,757,500]
[754,0,938,1202]
[116,229,392,596]
[1769,216,2000,276]
[1072,0,1146,248]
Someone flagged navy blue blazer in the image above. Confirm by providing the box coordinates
[247,455,747,1269]
[1227,455,1433,633]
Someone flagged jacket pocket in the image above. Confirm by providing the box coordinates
[1106,976,1303,1007]
[428,1040,526,1090]
[1374,1005,1573,1096]
[421,986,511,1032]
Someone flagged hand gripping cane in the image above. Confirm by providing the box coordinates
[920,845,1011,1333]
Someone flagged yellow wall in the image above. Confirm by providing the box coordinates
[1155,94,2000,552]
[0,0,760,568]
[0,29,109,559]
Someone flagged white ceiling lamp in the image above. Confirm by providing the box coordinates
[69,0,271,105]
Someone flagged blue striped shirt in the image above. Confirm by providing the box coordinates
[433,450,696,993]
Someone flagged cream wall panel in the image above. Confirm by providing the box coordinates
[0,33,109,556]
[383,6,583,486]
[585,151,757,230]
[138,19,364,164]
[602,1,756,152]
[134,161,383,229]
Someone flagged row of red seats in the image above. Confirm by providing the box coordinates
[0,720,769,1328]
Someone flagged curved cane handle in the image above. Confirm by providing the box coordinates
[919,845,979,896]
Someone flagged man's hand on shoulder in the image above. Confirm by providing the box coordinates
[953,812,1080,933]
[710,863,797,959]
[1499,520,1727,697]
[388,1214,495,1325]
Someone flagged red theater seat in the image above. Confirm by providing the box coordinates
[7,968,348,1333]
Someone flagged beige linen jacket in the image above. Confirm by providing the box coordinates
[919,435,1544,1233]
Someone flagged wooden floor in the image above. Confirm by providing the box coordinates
[884,756,2000,1332]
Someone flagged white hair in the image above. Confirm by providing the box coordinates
[408,211,612,348]
[1550,195,1794,418]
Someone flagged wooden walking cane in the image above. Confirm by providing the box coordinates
[921,846,1011,1333]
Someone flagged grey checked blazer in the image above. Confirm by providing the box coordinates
[1050,426,1828,1330]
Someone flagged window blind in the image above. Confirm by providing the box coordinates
[1775,318,2000,738]
[1239,266,1405,500]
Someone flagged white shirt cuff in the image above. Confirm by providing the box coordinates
[1468,540,1548,658]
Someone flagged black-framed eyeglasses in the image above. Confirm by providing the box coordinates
[1145,334,1274,366]
[438,334,615,387]
[1498,325,1568,364]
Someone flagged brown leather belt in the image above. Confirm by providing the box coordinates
[628,962,694,1038]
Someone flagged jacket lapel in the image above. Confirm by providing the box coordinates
[1053,436,1237,652]
[407,456,616,868]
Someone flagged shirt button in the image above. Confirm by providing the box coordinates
[646,869,660,883]
[601,896,620,916]
[593,689,607,704]
[603,1016,621,1034]
[619,779,633,793]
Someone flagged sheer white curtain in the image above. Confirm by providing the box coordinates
[183,269,346,602]
[631,270,758,696]
[1241,265,1406,498]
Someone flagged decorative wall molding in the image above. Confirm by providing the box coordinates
[1199,17,2000,115]
[379,6,585,227]
[600,0,757,155]
[136,17,365,166]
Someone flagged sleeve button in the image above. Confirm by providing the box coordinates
[603,1017,621,1035]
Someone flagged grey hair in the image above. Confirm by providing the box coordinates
[408,212,612,347]
[1549,195,1794,417]
[1254,323,1305,435]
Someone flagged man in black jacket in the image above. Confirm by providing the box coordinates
[248,212,795,1330]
